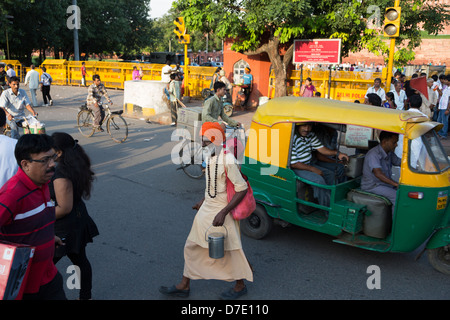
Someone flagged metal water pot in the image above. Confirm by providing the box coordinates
[205,225,228,259]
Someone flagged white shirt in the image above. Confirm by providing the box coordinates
[439,86,450,110]
[0,88,31,117]
[390,89,407,110]
[0,135,18,189]
[6,68,16,78]
[24,69,40,89]
[365,86,386,100]
[161,65,174,83]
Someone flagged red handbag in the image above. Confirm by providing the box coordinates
[0,241,35,300]
[225,167,256,220]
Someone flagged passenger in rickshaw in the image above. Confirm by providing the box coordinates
[290,123,349,207]
[361,131,401,212]
[312,123,347,184]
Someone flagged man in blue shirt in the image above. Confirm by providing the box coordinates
[242,67,253,107]
[0,76,38,139]
[361,131,401,211]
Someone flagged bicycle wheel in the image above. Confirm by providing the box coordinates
[180,142,204,179]
[107,114,128,143]
[77,110,95,137]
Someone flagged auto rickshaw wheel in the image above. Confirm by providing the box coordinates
[427,246,450,275]
[240,204,273,240]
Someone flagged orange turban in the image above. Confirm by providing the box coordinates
[200,122,225,146]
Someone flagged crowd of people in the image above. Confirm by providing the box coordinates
[0,58,448,300]
[0,61,253,300]
[0,122,98,299]
[1,63,54,108]
[0,71,111,300]
[360,71,449,139]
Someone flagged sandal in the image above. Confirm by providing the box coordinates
[159,285,190,298]
[220,286,247,300]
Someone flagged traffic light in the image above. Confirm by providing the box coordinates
[383,7,401,38]
[174,17,190,44]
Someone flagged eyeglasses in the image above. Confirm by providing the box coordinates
[28,153,57,164]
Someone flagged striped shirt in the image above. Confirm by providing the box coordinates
[290,132,324,165]
[0,168,57,294]
[86,83,111,107]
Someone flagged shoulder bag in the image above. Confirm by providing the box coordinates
[224,165,256,220]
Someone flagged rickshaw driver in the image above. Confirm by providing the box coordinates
[290,123,349,207]
[361,131,401,212]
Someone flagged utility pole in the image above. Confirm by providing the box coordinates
[73,0,80,61]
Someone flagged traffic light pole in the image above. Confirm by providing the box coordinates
[174,17,190,97]
[386,38,396,91]
[385,0,400,91]
[184,43,189,96]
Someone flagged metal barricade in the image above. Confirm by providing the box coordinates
[187,66,216,98]
[67,61,98,86]
[1,59,23,82]
[3,59,218,98]
[40,59,68,85]
[95,62,125,89]
[271,69,384,102]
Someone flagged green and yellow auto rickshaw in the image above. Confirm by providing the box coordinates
[240,97,450,275]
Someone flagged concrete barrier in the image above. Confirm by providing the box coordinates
[123,80,170,122]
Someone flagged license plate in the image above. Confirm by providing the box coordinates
[437,191,448,210]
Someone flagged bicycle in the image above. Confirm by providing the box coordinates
[177,138,205,179]
[177,125,246,179]
[77,101,128,143]
[4,114,43,137]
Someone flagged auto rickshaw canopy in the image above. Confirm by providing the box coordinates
[253,97,442,140]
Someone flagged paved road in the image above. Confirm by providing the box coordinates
[22,85,450,301]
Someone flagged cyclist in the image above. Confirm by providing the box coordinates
[0,76,38,139]
[86,75,112,131]
[202,81,241,129]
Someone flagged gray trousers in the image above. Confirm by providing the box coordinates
[293,163,335,207]
[88,104,105,126]
[29,88,38,107]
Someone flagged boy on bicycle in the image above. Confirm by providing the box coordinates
[86,75,112,131]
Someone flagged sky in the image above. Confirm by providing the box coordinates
[149,0,174,18]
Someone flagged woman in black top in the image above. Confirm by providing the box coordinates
[49,132,99,300]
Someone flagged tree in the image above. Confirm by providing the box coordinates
[0,0,154,63]
[152,7,223,54]
[175,0,450,97]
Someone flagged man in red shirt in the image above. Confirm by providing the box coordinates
[81,62,87,87]
[0,134,66,300]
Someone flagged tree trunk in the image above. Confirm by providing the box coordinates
[244,37,294,98]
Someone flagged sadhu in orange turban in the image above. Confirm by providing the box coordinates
[200,122,225,146]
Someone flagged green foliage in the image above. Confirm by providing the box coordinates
[0,0,154,63]
[151,5,223,54]
[175,0,450,66]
